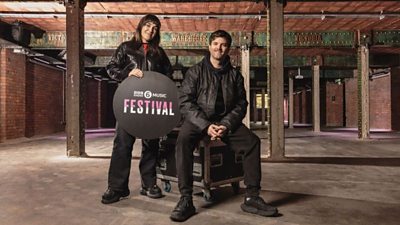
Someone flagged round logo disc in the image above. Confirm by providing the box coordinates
[113,71,181,139]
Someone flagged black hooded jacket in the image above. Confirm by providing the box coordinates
[179,54,248,133]
[106,40,173,81]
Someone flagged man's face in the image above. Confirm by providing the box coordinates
[141,22,158,43]
[208,37,230,61]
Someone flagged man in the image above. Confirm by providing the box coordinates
[170,30,278,222]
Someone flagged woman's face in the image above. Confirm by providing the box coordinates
[141,21,159,43]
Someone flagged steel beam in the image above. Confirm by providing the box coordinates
[357,45,370,139]
[269,0,285,159]
[65,0,86,156]
[312,65,320,132]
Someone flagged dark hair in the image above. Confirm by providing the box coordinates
[132,14,162,55]
[209,30,232,48]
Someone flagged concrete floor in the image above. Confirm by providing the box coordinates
[0,128,399,225]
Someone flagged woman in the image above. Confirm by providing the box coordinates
[102,14,173,204]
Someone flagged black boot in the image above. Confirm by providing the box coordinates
[140,185,163,199]
[240,196,278,217]
[170,196,196,222]
[101,188,130,204]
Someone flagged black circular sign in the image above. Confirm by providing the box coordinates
[113,71,181,139]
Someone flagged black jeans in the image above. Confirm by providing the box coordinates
[175,121,261,197]
[107,123,159,191]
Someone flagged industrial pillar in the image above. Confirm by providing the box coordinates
[241,44,250,128]
[312,65,321,132]
[358,44,370,139]
[288,76,294,128]
[65,0,86,156]
[269,0,285,159]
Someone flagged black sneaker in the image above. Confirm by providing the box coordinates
[101,188,130,204]
[140,185,163,199]
[240,196,278,217]
[170,196,196,222]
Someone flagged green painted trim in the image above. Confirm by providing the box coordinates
[289,69,354,79]
[373,30,400,46]
[30,31,133,49]
[284,31,355,47]
[284,56,311,67]
[324,55,357,67]
[30,30,359,49]
[94,55,362,68]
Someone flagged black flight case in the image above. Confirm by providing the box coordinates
[156,129,244,201]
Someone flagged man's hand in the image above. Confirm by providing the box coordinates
[207,124,228,140]
[216,125,227,137]
[207,124,220,140]
[128,68,143,78]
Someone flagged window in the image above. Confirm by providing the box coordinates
[256,93,269,109]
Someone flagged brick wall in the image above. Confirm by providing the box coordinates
[25,59,34,137]
[301,89,307,123]
[100,82,117,128]
[26,62,64,136]
[370,75,391,129]
[0,49,26,140]
[294,92,300,123]
[320,81,327,126]
[0,49,6,141]
[0,49,65,142]
[306,89,312,124]
[391,67,400,130]
[325,81,344,127]
[345,74,357,128]
[85,78,99,128]
[293,89,312,124]
[345,71,392,130]
[84,79,117,129]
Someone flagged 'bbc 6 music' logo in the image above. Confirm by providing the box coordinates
[144,91,152,99]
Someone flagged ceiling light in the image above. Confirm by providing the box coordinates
[295,67,303,79]
[379,10,385,20]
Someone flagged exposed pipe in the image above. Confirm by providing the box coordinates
[0,12,267,19]
[1,12,400,19]
[286,12,400,19]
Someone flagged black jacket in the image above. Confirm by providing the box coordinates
[179,54,248,133]
[106,40,173,81]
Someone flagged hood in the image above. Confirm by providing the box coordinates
[204,52,232,75]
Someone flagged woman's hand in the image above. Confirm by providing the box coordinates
[128,68,143,78]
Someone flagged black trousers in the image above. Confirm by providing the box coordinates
[107,123,159,192]
[175,121,261,197]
